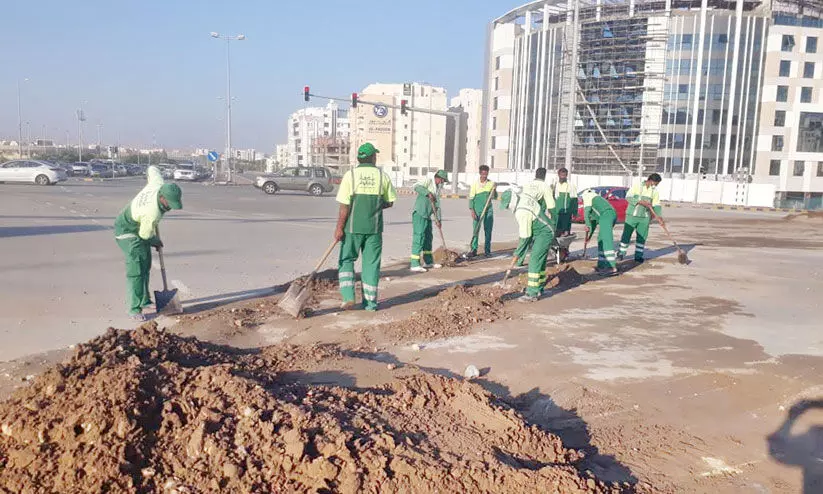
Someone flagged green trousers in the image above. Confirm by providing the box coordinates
[619,216,650,261]
[470,213,493,255]
[555,210,573,235]
[410,212,433,267]
[338,233,383,311]
[594,210,617,269]
[116,236,152,315]
[525,219,555,298]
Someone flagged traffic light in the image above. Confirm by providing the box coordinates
[303,86,310,102]
[351,93,358,108]
[401,99,408,115]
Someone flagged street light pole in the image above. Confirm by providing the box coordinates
[16,78,28,158]
[210,31,245,184]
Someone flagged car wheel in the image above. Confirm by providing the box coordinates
[262,182,278,195]
[309,184,324,196]
[35,174,51,186]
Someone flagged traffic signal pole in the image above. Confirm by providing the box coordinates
[303,88,462,194]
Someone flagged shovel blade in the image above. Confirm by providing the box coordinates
[278,282,310,318]
[677,250,690,265]
[154,288,182,315]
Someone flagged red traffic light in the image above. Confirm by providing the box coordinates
[401,99,408,115]
[351,93,358,108]
[303,86,310,102]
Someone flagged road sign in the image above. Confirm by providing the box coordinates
[207,151,219,162]
[373,105,388,118]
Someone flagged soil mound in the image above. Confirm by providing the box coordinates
[0,324,628,493]
[433,246,460,266]
[369,284,508,343]
[783,211,823,222]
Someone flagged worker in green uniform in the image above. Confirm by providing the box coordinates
[334,143,397,312]
[410,169,449,273]
[552,167,577,237]
[468,165,497,257]
[113,165,183,321]
[582,189,618,275]
[618,173,663,263]
[512,168,556,303]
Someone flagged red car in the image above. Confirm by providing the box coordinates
[571,186,629,223]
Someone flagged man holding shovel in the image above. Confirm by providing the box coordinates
[513,168,556,303]
[551,167,576,237]
[618,173,663,263]
[582,189,618,275]
[113,165,183,321]
[410,169,449,273]
[468,165,497,258]
[334,143,397,312]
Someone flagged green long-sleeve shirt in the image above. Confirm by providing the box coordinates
[413,177,442,221]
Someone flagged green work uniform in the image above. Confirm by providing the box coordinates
[113,166,166,315]
[513,179,556,298]
[336,164,397,311]
[552,181,577,235]
[410,176,442,268]
[619,182,662,262]
[582,190,618,270]
[469,179,497,256]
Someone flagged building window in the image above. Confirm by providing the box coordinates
[772,135,785,151]
[409,167,419,176]
[777,85,789,102]
[494,77,499,90]
[681,34,693,49]
[801,87,813,103]
[492,116,497,130]
[818,161,823,176]
[712,109,721,124]
[493,97,498,110]
[490,156,495,168]
[774,110,786,127]
[769,160,781,176]
[807,36,818,53]
[782,34,795,51]
[779,60,791,77]
[495,56,501,70]
[678,84,689,94]
[798,112,823,152]
[804,62,815,78]
[794,161,805,176]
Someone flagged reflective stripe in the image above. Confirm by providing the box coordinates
[619,243,629,248]
[527,281,541,287]
[115,233,138,240]
[339,281,355,288]
[527,273,540,278]
[636,243,645,248]
[410,254,420,259]
[604,250,616,254]
[364,294,377,301]
[422,250,433,254]
[362,284,378,293]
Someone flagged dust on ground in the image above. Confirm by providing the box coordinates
[0,323,637,494]
[355,284,510,345]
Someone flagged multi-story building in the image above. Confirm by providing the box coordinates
[349,82,448,181]
[450,89,485,174]
[484,0,823,207]
[287,101,350,167]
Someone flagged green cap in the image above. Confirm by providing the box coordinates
[159,183,183,210]
[435,170,449,183]
[357,143,379,161]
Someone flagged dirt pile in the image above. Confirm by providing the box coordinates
[365,285,508,343]
[433,246,460,266]
[515,265,585,292]
[783,211,823,222]
[0,324,633,493]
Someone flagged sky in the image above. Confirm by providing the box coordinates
[0,0,509,152]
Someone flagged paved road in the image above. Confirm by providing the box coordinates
[0,178,523,361]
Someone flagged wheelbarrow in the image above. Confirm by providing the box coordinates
[551,233,577,265]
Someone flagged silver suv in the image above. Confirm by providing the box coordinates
[255,166,338,196]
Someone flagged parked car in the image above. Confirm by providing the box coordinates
[495,181,520,194]
[0,160,68,185]
[71,162,92,176]
[572,186,629,223]
[89,164,114,178]
[112,164,129,177]
[255,166,335,196]
[173,164,197,181]
[157,164,175,179]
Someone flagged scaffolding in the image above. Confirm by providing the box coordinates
[558,2,670,176]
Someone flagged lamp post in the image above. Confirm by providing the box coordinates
[17,78,29,158]
[210,31,245,183]
[76,101,88,162]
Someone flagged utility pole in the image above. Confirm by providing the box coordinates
[210,32,246,183]
[16,78,28,159]
[76,108,86,162]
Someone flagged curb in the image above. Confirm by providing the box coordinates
[661,201,808,214]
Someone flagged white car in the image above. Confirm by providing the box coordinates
[0,160,68,185]
[173,164,197,181]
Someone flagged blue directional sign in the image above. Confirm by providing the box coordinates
[207,151,220,162]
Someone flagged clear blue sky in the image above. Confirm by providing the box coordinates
[0,0,508,152]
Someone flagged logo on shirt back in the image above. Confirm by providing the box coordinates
[357,174,376,189]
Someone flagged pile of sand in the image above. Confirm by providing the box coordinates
[0,324,631,493]
[783,211,823,223]
[433,246,460,266]
[366,285,508,343]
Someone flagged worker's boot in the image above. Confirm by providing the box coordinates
[410,266,427,273]
[517,294,538,303]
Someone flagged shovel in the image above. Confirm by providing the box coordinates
[429,197,459,265]
[656,217,690,265]
[155,247,183,315]
[495,255,520,287]
[278,240,339,318]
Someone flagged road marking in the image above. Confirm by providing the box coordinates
[70,210,77,214]
[59,206,66,210]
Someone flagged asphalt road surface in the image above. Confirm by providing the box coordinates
[0,177,523,361]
